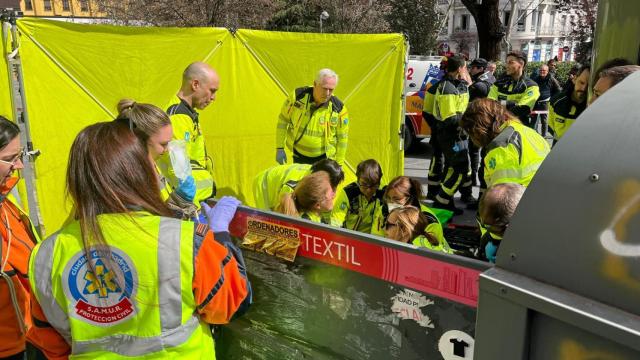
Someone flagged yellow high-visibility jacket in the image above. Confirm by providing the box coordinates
[252,163,312,211]
[158,97,215,208]
[483,120,550,187]
[276,87,349,165]
[488,75,540,123]
[331,182,385,233]
[548,92,587,141]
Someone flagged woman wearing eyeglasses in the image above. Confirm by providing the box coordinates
[384,206,452,253]
[277,171,335,223]
[331,159,385,233]
[0,115,45,359]
[373,176,448,251]
[114,99,197,218]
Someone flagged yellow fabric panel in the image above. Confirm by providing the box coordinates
[17,19,229,235]
[1,23,14,120]
[15,19,405,235]
[235,29,406,179]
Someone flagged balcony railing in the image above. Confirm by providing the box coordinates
[537,25,569,36]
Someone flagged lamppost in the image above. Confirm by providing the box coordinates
[320,11,329,33]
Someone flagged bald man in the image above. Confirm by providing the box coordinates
[162,62,220,207]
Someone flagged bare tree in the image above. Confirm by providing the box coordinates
[325,0,391,34]
[459,0,504,61]
[96,0,277,28]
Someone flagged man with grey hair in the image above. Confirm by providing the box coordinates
[161,62,219,207]
[276,68,350,166]
[590,65,640,105]
[532,64,562,136]
[478,183,526,263]
[486,61,497,78]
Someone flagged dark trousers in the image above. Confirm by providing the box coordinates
[435,122,471,205]
[293,149,326,165]
[426,117,444,197]
[532,100,550,136]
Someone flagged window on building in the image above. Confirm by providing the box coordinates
[62,0,70,11]
[517,9,526,32]
[43,0,52,11]
[80,0,89,12]
[531,10,538,32]
[24,0,33,10]
[503,11,511,27]
[461,14,469,31]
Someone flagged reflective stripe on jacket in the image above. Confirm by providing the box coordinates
[276,87,349,165]
[252,163,312,210]
[157,96,215,208]
[548,92,587,141]
[420,204,448,250]
[28,213,250,359]
[330,182,384,233]
[412,234,453,254]
[427,77,469,125]
[0,181,40,358]
[483,120,550,187]
[488,75,540,122]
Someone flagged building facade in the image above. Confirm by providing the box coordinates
[19,0,105,21]
[437,0,575,62]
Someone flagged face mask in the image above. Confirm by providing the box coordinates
[387,202,404,212]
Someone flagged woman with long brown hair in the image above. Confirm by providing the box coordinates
[384,206,452,254]
[276,170,335,223]
[459,98,550,192]
[114,99,196,217]
[27,121,251,358]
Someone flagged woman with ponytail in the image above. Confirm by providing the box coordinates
[114,99,196,217]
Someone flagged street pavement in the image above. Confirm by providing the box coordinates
[404,138,480,227]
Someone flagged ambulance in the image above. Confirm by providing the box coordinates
[403,55,443,150]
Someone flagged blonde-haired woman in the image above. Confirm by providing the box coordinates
[373,176,447,248]
[115,99,196,216]
[385,206,453,254]
[276,171,335,223]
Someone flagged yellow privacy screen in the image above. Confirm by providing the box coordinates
[15,18,405,235]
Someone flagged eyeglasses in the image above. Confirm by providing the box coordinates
[357,180,379,189]
[477,215,509,233]
[385,221,398,230]
[0,149,24,167]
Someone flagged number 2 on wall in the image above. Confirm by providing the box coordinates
[407,68,414,80]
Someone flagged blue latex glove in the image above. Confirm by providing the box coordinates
[276,148,287,165]
[485,241,498,263]
[176,175,196,202]
[196,212,207,224]
[201,196,241,233]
